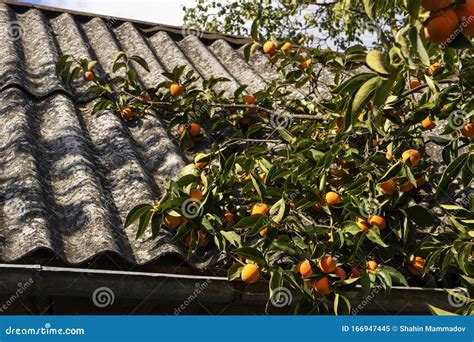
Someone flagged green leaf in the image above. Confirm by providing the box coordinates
[233,247,266,266]
[366,228,388,247]
[130,55,150,72]
[437,153,469,197]
[250,19,259,41]
[176,174,197,188]
[334,293,351,315]
[151,213,162,239]
[383,266,409,286]
[427,304,458,316]
[220,230,242,247]
[136,209,153,239]
[124,204,152,228]
[380,161,402,182]
[377,268,392,288]
[234,215,266,228]
[362,0,377,19]
[250,173,263,201]
[227,264,243,281]
[366,50,392,76]
[87,60,97,71]
[55,55,71,77]
[405,205,434,227]
[277,128,294,143]
[351,75,379,120]
[270,198,286,223]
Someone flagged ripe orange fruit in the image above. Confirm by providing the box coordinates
[416,177,426,187]
[83,70,95,82]
[324,192,341,206]
[258,173,266,182]
[313,276,331,295]
[186,138,194,150]
[368,215,386,230]
[164,214,184,229]
[367,260,379,272]
[460,122,474,137]
[140,91,152,102]
[223,211,234,223]
[356,217,370,232]
[121,107,134,121]
[422,0,453,11]
[335,117,344,132]
[349,267,360,279]
[427,62,442,76]
[402,149,421,167]
[288,199,297,210]
[386,151,393,161]
[263,41,277,56]
[184,229,207,247]
[425,9,459,44]
[399,181,414,193]
[189,188,203,202]
[408,256,425,277]
[312,202,322,212]
[455,0,474,36]
[329,168,344,178]
[380,179,397,195]
[194,153,208,168]
[281,42,293,52]
[243,94,256,105]
[298,259,313,278]
[241,264,260,284]
[177,123,186,135]
[318,256,337,273]
[259,227,268,238]
[335,267,346,280]
[189,123,202,137]
[410,79,421,89]
[422,116,436,130]
[251,203,269,216]
[300,59,312,69]
[170,83,184,97]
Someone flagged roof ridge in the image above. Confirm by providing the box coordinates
[1,0,252,45]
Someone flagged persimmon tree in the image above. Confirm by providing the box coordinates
[57,0,473,314]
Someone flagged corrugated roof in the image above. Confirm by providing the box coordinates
[0,1,294,270]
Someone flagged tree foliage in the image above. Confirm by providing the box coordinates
[56,0,473,314]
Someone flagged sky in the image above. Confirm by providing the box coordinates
[18,0,195,25]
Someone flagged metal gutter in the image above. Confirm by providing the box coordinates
[0,263,454,314]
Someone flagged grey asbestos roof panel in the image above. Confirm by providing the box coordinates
[0,1,273,269]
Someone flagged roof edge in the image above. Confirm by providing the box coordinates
[0,0,252,45]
